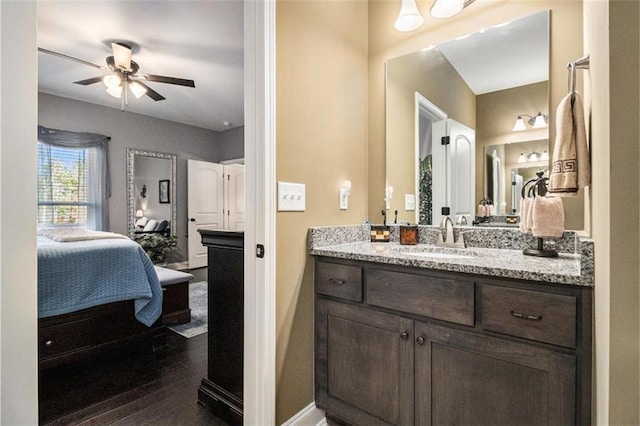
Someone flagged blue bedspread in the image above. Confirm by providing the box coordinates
[37,236,162,326]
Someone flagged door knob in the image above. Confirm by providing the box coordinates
[416,336,425,345]
[400,331,409,341]
[190,218,196,222]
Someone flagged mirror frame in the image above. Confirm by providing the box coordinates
[126,148,177,238]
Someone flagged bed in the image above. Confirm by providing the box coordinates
[37,228,165,369]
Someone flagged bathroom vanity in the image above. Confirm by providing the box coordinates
[310,225,593,425]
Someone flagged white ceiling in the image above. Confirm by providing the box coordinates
[437,10,549,95]
[37,0,244,132]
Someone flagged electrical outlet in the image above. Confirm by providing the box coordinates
[405,194,416,211]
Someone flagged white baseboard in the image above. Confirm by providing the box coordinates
[281,402,327,426]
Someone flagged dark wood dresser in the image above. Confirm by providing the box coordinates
[197,229,244,423]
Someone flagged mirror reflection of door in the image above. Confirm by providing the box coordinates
[447,119,475,223]
[416,93,447,226]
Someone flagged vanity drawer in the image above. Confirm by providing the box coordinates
[366,269,474,326]
[481,285,576,348]
[316,261,363,302]
[39,318,92,359]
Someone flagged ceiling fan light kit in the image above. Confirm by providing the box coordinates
[37,41,195,112]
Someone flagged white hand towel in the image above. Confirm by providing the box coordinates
[519,198,532,234]
[549,91,590,195]
[531,196,565,238]
[477,204,486,217]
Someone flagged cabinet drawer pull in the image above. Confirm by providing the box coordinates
[328,278,346,285]
[510,310,543,321]
[45,340,53,347]
[416,336,425,345]
[400,331,409,341]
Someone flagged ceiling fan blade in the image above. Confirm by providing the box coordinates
[134,81,166,101]
[142,74,195,88]
[73,76,104,86]
[38,47,108,71]
[112,42,132,71]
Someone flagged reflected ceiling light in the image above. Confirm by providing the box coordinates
[519,151,549,163]
[394,0,424,32]
[430,0,475,19]
[512,112,549,131]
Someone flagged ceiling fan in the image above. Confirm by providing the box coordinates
[38,42,195,110]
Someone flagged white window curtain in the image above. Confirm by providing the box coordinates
[37,126,110,231]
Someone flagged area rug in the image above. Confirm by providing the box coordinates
[168,281,208,338]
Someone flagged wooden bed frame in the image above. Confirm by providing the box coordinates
[39,281,190,370]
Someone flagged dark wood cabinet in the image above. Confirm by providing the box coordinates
[415,322,575,426]
[317,300,413,425]
[314,257,592,426]
[197,230,244,423]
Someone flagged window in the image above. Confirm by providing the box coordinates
[37,143,90,227]
[37,126,110,231]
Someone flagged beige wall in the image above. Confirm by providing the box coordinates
[586,0,640,424]
[369,1,585,230]
[386,47,474,223]
[275,0,369,422]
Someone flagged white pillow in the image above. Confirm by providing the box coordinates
[135,217,148,228]
[143,219,158,232]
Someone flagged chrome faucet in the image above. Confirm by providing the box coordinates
[436,216,466,248]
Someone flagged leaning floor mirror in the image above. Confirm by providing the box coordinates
[126,148,177,238]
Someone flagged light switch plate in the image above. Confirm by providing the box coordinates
[405,194,416,211]
[278,181,306,211]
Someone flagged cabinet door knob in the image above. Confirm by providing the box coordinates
[328,278,346,285]
[45,340,53,347]
[416,336,425,345]
[400,331,409,341]
[190,218,196,222]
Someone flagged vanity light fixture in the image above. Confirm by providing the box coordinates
[512,112,549,131]
[430,0,475,19]
[135,209,144,218]
[385,186,394,209]
[339,180,351,210]
[394,0,424,32]
[518,150,549,163]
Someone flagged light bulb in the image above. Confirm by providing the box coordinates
[528,152,539,162]
[103,73,121,89]
[394,0,424,32]
[512,116,526,132]
[430,0,464,19]
[532,113,548,128]
[540,150,549,161]
[129,81,147,99]
[518,153,526,163]
[106,85,122,98]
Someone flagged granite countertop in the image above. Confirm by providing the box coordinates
[308,224,594,287]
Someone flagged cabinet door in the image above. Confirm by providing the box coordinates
[415,322,575,426]
[316,300,413,425]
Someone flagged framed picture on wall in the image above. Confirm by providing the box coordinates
[159,180,170,203]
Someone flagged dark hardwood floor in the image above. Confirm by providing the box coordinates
[39,331,231,425]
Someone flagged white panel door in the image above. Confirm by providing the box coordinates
[447,119,475,223]
[188,159,224,269]
[224,164,245,231]
[430,119,447,227]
